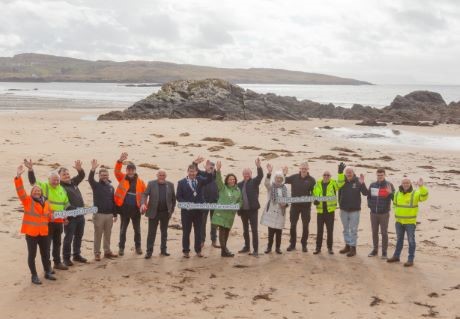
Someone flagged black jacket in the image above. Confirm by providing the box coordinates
[88,170,116,216]
[338,176,369,212]
[284,173,316,208]
[367,180,395,214]
[60,169,85,210]
[237,167,263,211]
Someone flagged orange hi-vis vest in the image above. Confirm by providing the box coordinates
[14,176,51,236]
[114,161,146,208]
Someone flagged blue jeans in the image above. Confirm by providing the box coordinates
[340,210,360,247]
[393,222,416,262]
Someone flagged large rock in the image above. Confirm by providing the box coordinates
[98,79,460,124]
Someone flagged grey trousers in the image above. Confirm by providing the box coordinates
[93,213,114,254]
[370,212,389,254]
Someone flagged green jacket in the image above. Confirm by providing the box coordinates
[211,171,242,229]
[312,178,338,213]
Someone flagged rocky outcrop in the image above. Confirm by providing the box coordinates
[98,79,460,124]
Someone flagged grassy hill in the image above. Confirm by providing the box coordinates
[0,53,372,85]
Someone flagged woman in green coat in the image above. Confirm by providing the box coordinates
[212,161,243,257]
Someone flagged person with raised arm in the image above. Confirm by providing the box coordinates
[25,158,70,271]
[260,163,288,254]
[88,159,118,261]
[237,158,263,257]
[58,160,88,266]
[211,161,243,257]
[114,152,146,256]
[176,159,213,258]
[141,169,176,259]
[337,163,369,257]
[387,177,428,267]
[15,164,56,284]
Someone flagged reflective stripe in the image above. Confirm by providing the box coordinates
[395,215,417,219]
[19,195,27,201]
[16,185,25,192]
[127,192,136,195]
[49,200,67,205]
[114,193,124,198]
[394,204,418,208]
[394,191,417,208]
[24,210,45,218]
[117,185,128,191]
[22,220,49,227]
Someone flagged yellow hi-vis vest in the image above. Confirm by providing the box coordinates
[393,185,428,224]
[313,179,338,213]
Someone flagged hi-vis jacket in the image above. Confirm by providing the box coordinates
[393,185,429,225]
[15,176,51,236]
[114,161,146,208]
[313,179,338,214]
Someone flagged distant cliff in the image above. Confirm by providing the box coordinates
[0,53,371,85]
[98,79,460,124]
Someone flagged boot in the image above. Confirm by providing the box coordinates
[224,230,234,257]
[73,255,87,263]
[404,261,414,267]
[118,248,124,256]
[45,272,57,281]
[238,246,250,253]
[144,252,152,259]
[313,248,321,255]
[31,275,42,285]
[302,245,308,253]
[54,262,68,270]
[387,256,400,263]
[135,247,143,255]
[368,249,378,257]
[264,246,272,254]
[286,244,296,252]
[339,245,350,254]
[160,251,170,257]
[346,246,356,257]
[63,259,74,267]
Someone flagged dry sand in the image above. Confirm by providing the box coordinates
[0,108,459,319]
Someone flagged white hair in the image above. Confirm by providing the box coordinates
[48,170,60,180]
[271,171,285,184]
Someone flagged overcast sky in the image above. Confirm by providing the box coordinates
[0,0,459,84]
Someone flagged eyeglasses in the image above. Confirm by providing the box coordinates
[323,174,331,176]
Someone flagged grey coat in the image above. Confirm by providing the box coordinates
[141,180,176,219]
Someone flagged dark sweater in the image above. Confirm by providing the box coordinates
[60,169,85,210]
[367,180,395,214]
[338,176,369,212]
[88,170,116,216]
[284,173,316,208]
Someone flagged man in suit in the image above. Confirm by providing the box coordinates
[141,169,176,259]
[237,158,263,256]
[176,160,213,258]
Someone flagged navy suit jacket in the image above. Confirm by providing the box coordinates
[176,173,213,211]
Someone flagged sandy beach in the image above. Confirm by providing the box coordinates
[0,106,459,319]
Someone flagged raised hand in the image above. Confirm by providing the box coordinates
[338,162,346,174]
[416,178,424,187]
[359,173,365,184]
[205,159,213,171]
[216,161,222,172]
[267,163,273,173]
[119,152,128,162]
[17,164,25,177]
[255,157,261,168]
[90,159,99,171]
[194,156,205,165]
[73,160,83,171]
[282,166,288,176]
[23,158,33,170]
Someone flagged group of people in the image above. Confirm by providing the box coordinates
[14,153,429,285]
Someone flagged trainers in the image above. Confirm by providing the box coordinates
[63,259,74,267]
[54,262,68,270]
[387,256,400,263]
[286,245,296,252]
[31,275,42,285]
[118,248,124,256]
[73,255,87,263]
[339,245,350,254]
[404,261,414,267]
[368,250,378,257]
[238,247,250,254]
[45,272,57,281]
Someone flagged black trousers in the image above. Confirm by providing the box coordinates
[119,211,141,249]
[289,205,311,247]
[181,210,203,253]
[316,212,335,250]
[26,235,51,276]
[267,227,282,250]
[201,210,217,243]
[240,209,259,252]
[146,211,169,253]
[48,222,63,264]
[63,215,85,260]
